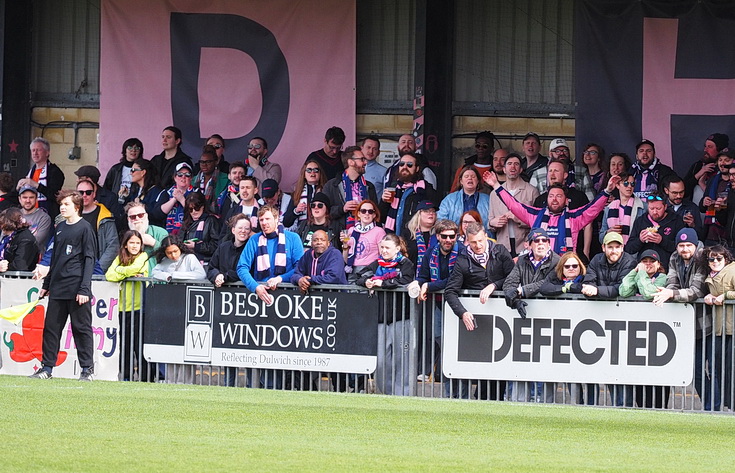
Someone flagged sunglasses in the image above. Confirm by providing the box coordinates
[646,195,663,201]
[563,264,579,269]
[621,181,634,187]
[210,143,223,149]
[708,256,725,263]
[532,237,549,243]
[439,233,457,240]
[77,189,94,196]
[126,145,141,151]
[359,208,376,215]
[176,172,192,178]
[131,168,143,173]
[398,161,415,168]
[127,212,146,220]
[248,144,263,150]
[310,202,325,209]
[305,167,320,173]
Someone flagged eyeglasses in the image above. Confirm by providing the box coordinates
[563,264,579,269]
[646,195,663,201]
[131,168,143,173]
[77,189,94,196]
[708,256,725,263]
[126,145,141,151]
[351,157,367,162]
[475,143,490,150]
[621,181,634,187]
[305,167,320,173]
[398,161,415,168]
[199,160,215,164]
[359,208,376,215]
[176,172,192,178]
[532,237,549,243]
[248,144,263,150]
[210,143,223,149]
[439,233,457,240]
[583,150,599,156]
[127,212,146,220]
[310,202,325,209]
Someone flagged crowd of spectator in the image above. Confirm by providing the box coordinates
[15,127,735,409]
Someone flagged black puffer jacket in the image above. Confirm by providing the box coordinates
[585,251,637,299]
[444,240,514,317]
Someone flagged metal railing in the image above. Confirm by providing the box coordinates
[4,271,731,413]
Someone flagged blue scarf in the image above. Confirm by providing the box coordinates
[415,231,437,277]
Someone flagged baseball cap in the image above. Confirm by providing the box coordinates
[602,232,624,246]
[523,132,540,143]
[74,165,101,183]
[18,185,38,195]
[527,227,549,242]
[639,249,660,262]
[175,162,193,173]
[636,139,656,152]
[549,138,568,152]
[260,179,279,199]
[415,200,437,212]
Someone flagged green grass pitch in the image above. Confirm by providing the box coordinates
[3,376,735,472]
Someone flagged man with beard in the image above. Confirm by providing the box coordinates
[489,153,539,256]
[625,193,685,267]
[379,152,438,234]
[382,134,437,189]
[503,228,560,402]
[125,202,168,274]
[361,135,387,196]
[409,219,460,397]
[581,231,638,406]
[449,131,498,193]
[18,185,51,252]
[631,139,677,199]
[484,171,619,256]
[305,126,346,181]
[652,228,714,410]
[323,146,378,228]
[534,160,592,260]
[247,137,282,186]
[663,175,703,240]
[684,133,729,200]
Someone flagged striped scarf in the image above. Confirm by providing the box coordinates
[605,200,634,243]
[241,202,260,231]
[342,172,369,229]
[533,210,573,254]
[372,253,404,281]
[429,243,458,281]
[384,180,426,232]
[631,159,661,196]
[345,222,374,271]
[415,231,437,277]
[296,184,317,224]
[255,224,287,280]
[468,244,490,268]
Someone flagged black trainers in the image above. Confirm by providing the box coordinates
[79,368,94,382]
[29,367,52,379]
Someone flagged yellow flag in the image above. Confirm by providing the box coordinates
[0,300,40,325]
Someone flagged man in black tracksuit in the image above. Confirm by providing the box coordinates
[32,190,97,381]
